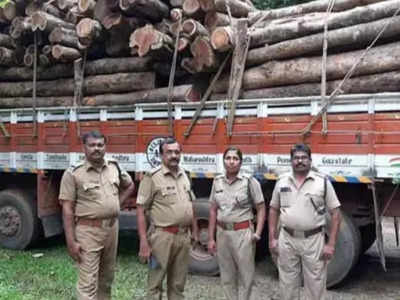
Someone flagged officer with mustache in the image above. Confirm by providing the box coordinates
[268,143,341,300]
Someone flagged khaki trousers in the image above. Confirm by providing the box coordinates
[147,228,191,300]
[75,221,118,300]
[216,226,256,300]
[278,229,327,300]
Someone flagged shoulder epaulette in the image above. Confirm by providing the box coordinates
[69,161,85,172]
[277,172,291,181]
[146,166,162,177]
[215,174,224,180]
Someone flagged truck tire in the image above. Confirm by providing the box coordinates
[188,199,219,276]
[0,189,40,250]
[359,223,376,253]
[270,212,361,288]
[326,212,361,288]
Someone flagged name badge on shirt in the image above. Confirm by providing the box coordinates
[280,186,291,192]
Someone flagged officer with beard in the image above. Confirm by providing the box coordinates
[268,143,341,300]
[136,137,198,300]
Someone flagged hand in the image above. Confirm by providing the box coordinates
[252,233,261,243]
[139,240,151,264]
[208,239,217,255]
[320,244,335,261]
[67,241,82,263]
[269,238,279,257]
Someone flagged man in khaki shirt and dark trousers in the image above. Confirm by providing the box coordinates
[269,143,341,300]
[137,137,198,300]
[59,130,134,300]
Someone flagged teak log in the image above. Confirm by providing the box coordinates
[119,0,169,22]
[0,96,74,108]
[0,47,16,66]
[214,0,255,18]
[83,84,201,106]
[26,2,63,18]
[10,17,32,39]
[211,71,400,99]
[213,41,400,92]
[76,18,103,44]
[3,0,26,21]
[182,36,218,73]
[182,0,204,19]
[0,56,152,81]
[182,19,209,37]
[49,27,79,48]
[170,0,184,8]
[247,15,400,66]
[0,33,14,49]
[57,0,78,12]
[249,0,400,47]
[248,0,386,24]
[0,72,156,97]
[32,11,75,32]
[130,25,174,57]
[170,8,183,22]
[198,0,215,12]
[65,5,84,24]
[205,11,235,31]
[52,44,81,62]
[78,0,96,16]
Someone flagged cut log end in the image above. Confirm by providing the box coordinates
[211,27,232,51]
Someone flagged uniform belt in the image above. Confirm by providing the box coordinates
[160,226,189,234]
[76,218,116,228]
[217,220,251,231]
[283,226,323,238]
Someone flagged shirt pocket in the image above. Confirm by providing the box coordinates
[280,192,292,208]
[83,182,101,200]
[235,189,251,208]
[161,186,178,204]
[306,192,326,215]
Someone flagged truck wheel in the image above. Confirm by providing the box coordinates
[359,223,376,253]
[0,189,40,250]
[188,199,219,276]
[326,212,361,288]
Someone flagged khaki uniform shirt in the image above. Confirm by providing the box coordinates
[270,171,341,231]
[136,165,194,227]
[209,173,264,223]
[59,159,133,219]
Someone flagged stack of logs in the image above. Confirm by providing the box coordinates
[0,0,399,108]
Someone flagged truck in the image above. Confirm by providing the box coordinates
[0,92,399,288]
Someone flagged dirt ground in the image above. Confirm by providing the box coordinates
[183,218,400,300]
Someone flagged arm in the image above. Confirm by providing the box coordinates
[207,201,218,254]
[268,206,280,255]
[61,200,82,263]
[137,204,151,263]
[253,202,266,241]
[321,207,341,260]
[120,181,135,206]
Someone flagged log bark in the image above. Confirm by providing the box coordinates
[32,11,75,32]
[3,0,25,21]
[57,0,78,12]
[249,0,400,47]
[52,44,81,62]
[25,2,63,18]
[214,0,256,18]
[130,24,174,57]
[76,18,103,45]
[0,96,74,108]
[248,0,387,24]
[119,0,169,22]
[78,0,96,16]
[198,0,215,12]
[0,72,156,97]
[0,33,14,49]
[183,0,204,19]
[83,84,200,106]
[65,5,84,24]
[0,47,16,66]
[49,26,79,48]
[0,56,152,81]
[213,41,400,92]
[170,0,184,8]
[10,17,32,39]
[247,15,400,66]
[182,19,209,37]
[205,11,234,31]
[211,71,400,99]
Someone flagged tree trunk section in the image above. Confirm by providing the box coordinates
[0,72,156,97]
[183,0,204,19]
[182,19,209,38]
[49,27,79,48]
[57,0,78,12]
[198,0,215,12]
[0,33,14,49]
[205,11,234,31]
[52,44,81,62]
[83,84,200,105]
[214,0,255,18]
[10,17,32,39]
[248,0,387,24]
[0,96,74,108]
[213,41,400,92]
[247,15,400,66]
[211,26,234,52]
[76,18,103,46]
[0,47,16,66]
[211,71,400,99]
[3,0,26,21]
[78,0,96,16]
[119,0,169,22]
[170,8,183,22]
[130,24,173,57]
[32,11,75,32]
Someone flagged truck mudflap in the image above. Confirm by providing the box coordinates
[370,182,386,271]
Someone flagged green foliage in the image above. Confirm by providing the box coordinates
[253,0,311,10]
[0,0,9,8]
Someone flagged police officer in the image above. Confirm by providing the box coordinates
[59,130,134,300]
[268,143,341,300]
[136,137,198,300]
[208,146,265,300]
